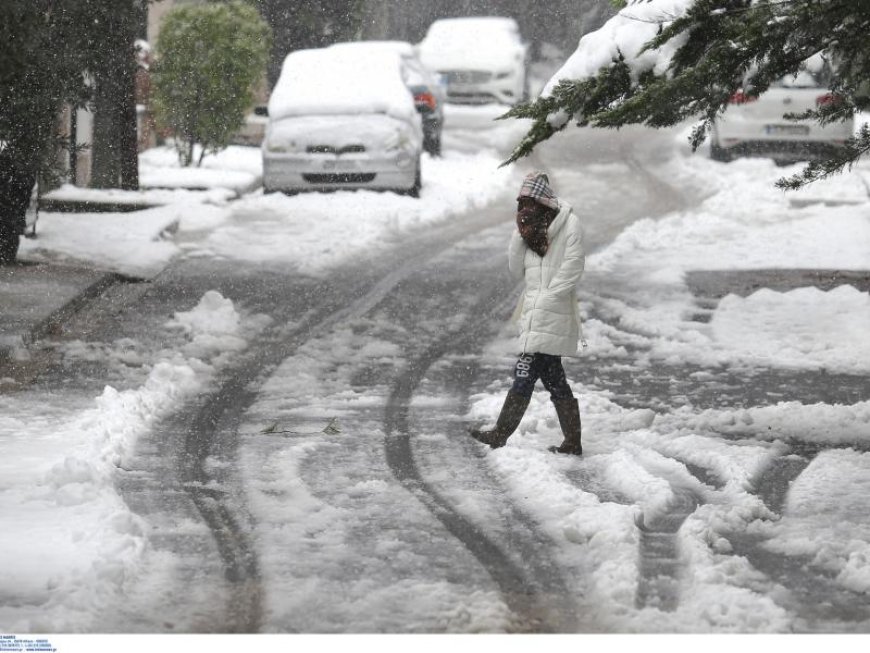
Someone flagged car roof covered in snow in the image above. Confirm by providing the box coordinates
[424,16,521,39]
[328,41,438,89]
[329,40,416,58]
[267,48,417,123]
[417,16,526,71]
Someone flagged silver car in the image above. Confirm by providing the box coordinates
[262,48,424,196]
[711,65,853,163]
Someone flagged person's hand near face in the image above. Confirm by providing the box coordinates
[516,197,551,256]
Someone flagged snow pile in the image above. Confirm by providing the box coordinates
[0,362,198,631]
[139,145,263,196]
[140,143,263,178]
[165,290,265,364]
[762,449,870,593]
[661,401,870,447]
[42,183,236,207]
[0,290,262,631]
[711,287,870,373]
[20,144,267,275]
[583,148,870,374]
[19,206,182,277]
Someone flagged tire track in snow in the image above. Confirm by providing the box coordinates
[381,268,582,633]
[151,201,520,632]
[634,487,699,611]
[725,443,870,631]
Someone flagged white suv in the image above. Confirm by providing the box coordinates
[417,17,528,106]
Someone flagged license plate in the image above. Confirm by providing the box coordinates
[764,124,810,136]
[321,159,358,171]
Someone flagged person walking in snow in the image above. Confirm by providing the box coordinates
[470,171,585,455]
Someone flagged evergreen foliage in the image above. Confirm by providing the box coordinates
[0,1,96,185]
[253,0,365,89]
[153,1,271,167]
[0,0,117,261]
[502,0,870,189]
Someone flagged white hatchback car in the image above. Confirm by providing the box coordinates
[417,17,528,105]
[710,65,853,163]
[263,48,424,196]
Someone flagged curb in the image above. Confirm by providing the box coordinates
[0,271,126,371]
[38,198,162,213]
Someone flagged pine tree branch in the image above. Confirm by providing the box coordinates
[776,125,870,190]
[504,0,870,188]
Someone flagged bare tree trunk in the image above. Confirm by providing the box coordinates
[0,153,36,263]
[91,88,122,188]
[90,0,141,189]
[119,45,139,190]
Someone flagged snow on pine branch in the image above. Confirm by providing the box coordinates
[542,0,696,108]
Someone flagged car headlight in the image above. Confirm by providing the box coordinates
[385,131,410,152]
[265,138,299,153]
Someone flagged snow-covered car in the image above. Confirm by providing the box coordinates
[329,40,445,156]
[710,62,853,163]
[417,16,528,105]
[262,48,424,196]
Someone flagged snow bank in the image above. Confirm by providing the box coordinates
[764,449,870,593]
[21,145,262,276]
[0,291,263,631]
[0,362,199,631]
[19,206,182,277]
[660,401,870,447]
[583,145,870,375]
[711,287,870,374]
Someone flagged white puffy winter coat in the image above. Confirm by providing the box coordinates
[508,200,585,356]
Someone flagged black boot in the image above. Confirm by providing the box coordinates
[469,390,531,449]
[548,397,582,455]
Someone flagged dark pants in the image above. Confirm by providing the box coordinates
[510,352,574,400]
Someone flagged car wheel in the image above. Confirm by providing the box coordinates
[408,159,422,198]
[0,231,20,265]
[710,138,732,162]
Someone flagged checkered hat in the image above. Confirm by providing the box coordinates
[517,172,559,210]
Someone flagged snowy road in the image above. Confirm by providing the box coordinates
[3,109,870,634]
